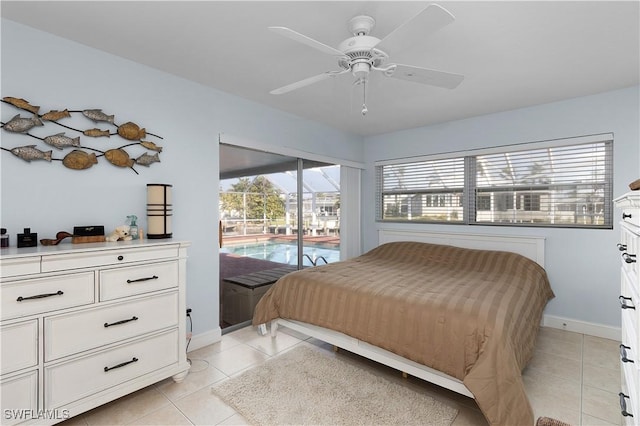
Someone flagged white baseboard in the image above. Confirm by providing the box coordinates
[187,317,620,353]
[543,314,621,341]
[187,327,222,353]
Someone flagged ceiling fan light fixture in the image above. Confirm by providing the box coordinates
[351,61,370,80]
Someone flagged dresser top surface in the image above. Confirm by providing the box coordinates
[0,239,190,260]
[615,191,640,208]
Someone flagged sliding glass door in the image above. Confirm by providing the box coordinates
[218,145,341,330]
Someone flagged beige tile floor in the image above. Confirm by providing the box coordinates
[63,325,622,426]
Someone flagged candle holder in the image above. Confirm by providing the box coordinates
[147,184,172,239]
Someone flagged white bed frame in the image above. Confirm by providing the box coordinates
[268,229,545,399]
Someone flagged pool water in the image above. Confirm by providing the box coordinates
[221,241,340,266]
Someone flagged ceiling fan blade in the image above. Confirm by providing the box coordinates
[375,4,455,54]
[269,27,345,56]
[386,64,464,89]
[270,70,348,95]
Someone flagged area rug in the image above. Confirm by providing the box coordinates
[211,345,458,426]
[536,417,572,426]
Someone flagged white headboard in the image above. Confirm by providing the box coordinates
[378,229,545,268]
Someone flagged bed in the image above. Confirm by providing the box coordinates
[252,230,554,426]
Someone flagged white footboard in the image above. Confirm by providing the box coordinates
[270,318,474,399]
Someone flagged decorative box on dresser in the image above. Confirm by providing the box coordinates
[615,191,640,423]
[0,240,191,425]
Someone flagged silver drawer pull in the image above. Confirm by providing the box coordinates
[620,392,634,417]
[618,243,628,251]
[126,275,159,284]
[17,290,64,302]
[104,316,138,328]
[620,344,635,363]
[620,296,636,310]
[104,357,138,372]
[623,253,637,264]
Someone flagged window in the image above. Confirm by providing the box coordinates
[376,157,465,222]
[376,134,613,229]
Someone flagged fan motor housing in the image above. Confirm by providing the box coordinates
[337,35,386,72]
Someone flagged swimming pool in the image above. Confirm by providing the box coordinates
[221,241,340,266]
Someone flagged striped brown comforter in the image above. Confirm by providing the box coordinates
[253,241,554,426]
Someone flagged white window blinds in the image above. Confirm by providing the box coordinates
[375,134,613,229]
[376,157,465,223]
[472,140,613,227]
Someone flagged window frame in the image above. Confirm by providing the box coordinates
[375,133,614,229]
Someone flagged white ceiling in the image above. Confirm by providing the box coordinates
[2,1,639,137]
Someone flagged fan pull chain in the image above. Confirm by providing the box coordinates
[361,79,368,116]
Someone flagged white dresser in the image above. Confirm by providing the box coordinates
[615,192,640,424]
[0,240,191,425]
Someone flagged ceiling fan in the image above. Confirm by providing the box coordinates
[268,3,464,115]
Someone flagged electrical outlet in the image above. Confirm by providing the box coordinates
[186,308,192,316]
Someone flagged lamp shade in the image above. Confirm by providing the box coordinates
[147,184,172,239]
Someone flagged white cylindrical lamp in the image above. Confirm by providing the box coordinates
[147,184,172,239]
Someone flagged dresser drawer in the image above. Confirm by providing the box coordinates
[45,292,179,361]
[1,371,39,426]
[41,245,179,273]
[100,261,178,301]
[45,329,178,409]
[1,319,38,375]
[0,256,40,279]
[1,273,94,320]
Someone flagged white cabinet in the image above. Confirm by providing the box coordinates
[615,192,640,424]
[0,240,190,425]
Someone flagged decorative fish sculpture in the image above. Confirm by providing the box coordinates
[2,114,44,133]
[82,109,115,123]
[117,122,146,140]
[2,97,40,114]
[62,150,98,170]
[41,109,71,121]
[104,149,134,167]
[10,145,52,162]
[135,152,160,166]
[140,141,162,152]
[83,128,111,138]
[43,133,81,150]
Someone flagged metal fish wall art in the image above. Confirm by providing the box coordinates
[41,109,71,121]
[62,150,98,170]
[1,96,166,174]
[82,109,115,123]
[117,122,146,140]
[135,152,160,166]
[43,133,81,150]
[2,97,40,114]
[10,145,52,162]
[2,114,44,133]
[105,149,135,168]
[140,141,163,152]
[83,128,111,138]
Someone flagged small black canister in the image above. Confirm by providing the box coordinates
[17,228,37,248]
[1,228,8,248]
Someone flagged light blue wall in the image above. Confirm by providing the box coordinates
[363,86,640,328]
[0,19,364,335]
[4,18,637,334]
